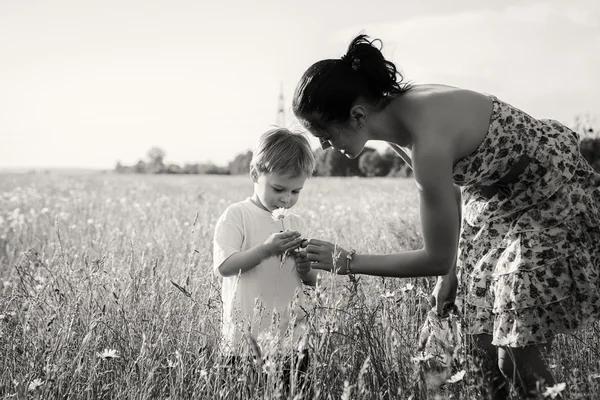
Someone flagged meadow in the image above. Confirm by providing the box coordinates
[1,172,599,399]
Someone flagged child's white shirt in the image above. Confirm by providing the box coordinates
[213,198,310,354]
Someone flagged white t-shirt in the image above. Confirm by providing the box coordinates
[213,198,310,354]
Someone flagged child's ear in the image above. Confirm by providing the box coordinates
[250,167,258,182]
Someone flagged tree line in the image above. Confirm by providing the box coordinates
[115,125,600,177]
[114,145,413,177]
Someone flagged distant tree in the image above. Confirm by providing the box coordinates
[134,160,147,173]
[182,163,200,174]
[147,146,166,173]
[165,163,182,174]
[229,151,253,175]
[580,137,600,172]
[573,118,600,173]
[359,150,390,177]
[114,161,126,173]
[573,114,599,140]
[313,147,374,176]
[382,147,412,177]
[203,164,230,175]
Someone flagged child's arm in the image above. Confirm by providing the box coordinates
[218,244,270,277]
[218,231,302,277]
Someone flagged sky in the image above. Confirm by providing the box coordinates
[1,0,599,169]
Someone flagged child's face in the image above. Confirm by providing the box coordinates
[253,171,306,212]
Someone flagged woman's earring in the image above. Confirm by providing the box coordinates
[355,117,364,129]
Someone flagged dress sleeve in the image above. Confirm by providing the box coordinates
[213,206,243,276]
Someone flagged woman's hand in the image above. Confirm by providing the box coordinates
[430,269,458,316]
[305,239,350,274]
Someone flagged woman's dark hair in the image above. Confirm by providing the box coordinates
[292,34,410,133]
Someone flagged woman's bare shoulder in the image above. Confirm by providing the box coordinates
[397,85,493,162]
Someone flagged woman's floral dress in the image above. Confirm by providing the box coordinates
[453,95,600,347]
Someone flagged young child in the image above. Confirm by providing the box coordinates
[213,128,317,360]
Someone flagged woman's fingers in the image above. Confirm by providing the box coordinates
[306,251,320,262]
[284,237,303,250]
[305,244,320,254]
[307,238,329,247]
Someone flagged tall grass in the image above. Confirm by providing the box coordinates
[1,173,599,399]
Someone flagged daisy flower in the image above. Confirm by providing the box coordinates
[271,207,290,268]
[446,370,466,384]
[28,378,44,392]
[271,207,289,221]
[97,348,120,360]
[543,382,566,399]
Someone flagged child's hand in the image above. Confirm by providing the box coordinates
[263,231,303,257]
[294,249,311,277]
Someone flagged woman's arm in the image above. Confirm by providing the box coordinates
[307,142,459,277]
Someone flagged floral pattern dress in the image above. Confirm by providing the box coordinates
[453,95,600,347]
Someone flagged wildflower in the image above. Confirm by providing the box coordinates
[261,359,275,374]
[446,370,466,384]
[411,353,434,363]
[166,359,177,368]
[381,291,395,299]
[271,207,288,221]
[404,283,415,291]
[41,208,49,214]
[271,207,290,267]
[87,219,94,224]
[28,378,43,391]
[543,382,566,398]
[97,349,120,359]
[200,369,208,378]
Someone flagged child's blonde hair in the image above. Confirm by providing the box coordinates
[250,128,315,180]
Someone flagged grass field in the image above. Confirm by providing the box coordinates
[1,172,599,399]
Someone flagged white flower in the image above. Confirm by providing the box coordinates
[271,207,288,221]
[411,353,434,363]
[381,291,396,299]
[446,370,466,384]
[97,348,119,359]
[28,378,44,391]
[543,382,566,398]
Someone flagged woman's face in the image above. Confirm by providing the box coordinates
[314,123,369,159]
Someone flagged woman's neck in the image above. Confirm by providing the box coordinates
[371,95,413,148]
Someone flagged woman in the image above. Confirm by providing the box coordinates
[293,34,600,399]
